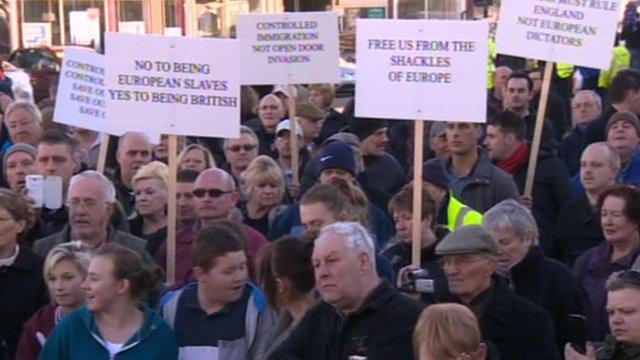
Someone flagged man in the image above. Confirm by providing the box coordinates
[32,171,148,258]
[3,101,43,147]
[268,222,425,360]
[251,94,285,158]
[73,127,101,169]
[436,225,560,359]
[176,169,199,230]
[157,168,267,285]
[307,83,346,143]
[585,69,640,145]
[554,143,618,266]
[349,117,405,197]
[503,72,558,146]
[422,160,482,232]
[484,111,573,253]
[427,121,449,159]
[3,143,36,192]
[115,132,152,216]
[274,119,307,199]
[35,130,81,236]
[605,111,640,185]
[528,67,569,140]
[424,121,519,213]
[484,200,592,353]
[222,125,259,185]
[161,222,275,359]
[559,90,603,175]
[296,101,325,155]
[272,84,296,117]
[487,66,512,119]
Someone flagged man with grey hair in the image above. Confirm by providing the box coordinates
[221,125,259,185]
[436,224,559,359]
[483,199,592,354]
[554,142,619,266]
[115,132,152,216]
[3,101,43,147]
[268,221,424,360]
[33,170,148,259]
[559,90,603,175]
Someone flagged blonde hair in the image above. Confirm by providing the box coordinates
[177,144,216,171]
[240,155,285,202]
[413,303,482,359]
[43,242,94,280]
[132,161,169,190]
[308,83,335,108]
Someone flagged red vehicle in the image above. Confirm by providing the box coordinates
[8,47,60,103]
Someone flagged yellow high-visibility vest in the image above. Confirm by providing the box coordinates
[447,193,483,231]
[599,45,631,88]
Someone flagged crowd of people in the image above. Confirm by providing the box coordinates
[2,33,640,360]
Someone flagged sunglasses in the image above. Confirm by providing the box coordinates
[619,269,640,285]
[192,188,233,198]
[227,144,256,152]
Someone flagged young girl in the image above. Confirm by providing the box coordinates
[40,243,178,359]
[16,242,92,360]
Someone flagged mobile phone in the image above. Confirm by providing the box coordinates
[568,314,587,355]
[26,174,44,208]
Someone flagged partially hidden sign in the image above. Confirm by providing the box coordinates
[105,33,240,137]
[237,11,340,84]
[496,0,621,69]
[53,48,107,131]
[355,19,488,122]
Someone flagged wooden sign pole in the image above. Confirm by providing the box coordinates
[96,135,110,174]
[166,135,178,284]
[412,120,425,267]
[523,61,554,197]
[288,85,299,186]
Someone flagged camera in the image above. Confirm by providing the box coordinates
[402,269,435,294]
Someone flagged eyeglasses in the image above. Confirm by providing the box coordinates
[619,269,640,285]
[192,188,233,198]
[227,144,256,152]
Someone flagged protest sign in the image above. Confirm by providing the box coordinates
[236,11,340,84]
[496,0,621,69]
[355,19,488,122]
[105,32,241,138]
[53,48,107,131]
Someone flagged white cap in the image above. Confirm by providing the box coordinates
[272,84,298,99]
[276,119,303,137]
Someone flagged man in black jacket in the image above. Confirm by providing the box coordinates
[268,222,425,360]
[436,225,560,360]
[484,111,573,253]
[484,199,593,352]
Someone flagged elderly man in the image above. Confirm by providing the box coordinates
[268,222,425,360]
[484,111,573,253]
[3,143,36,192]
[222,125,259,185]
[487,66,512,119]
[252,94,285,158]
[156,168,267,285]
[565,270,640,359]
[115,132,152,216]
[424,121,520,213]
[484,199,592,354]
[555,142,618,265]
[559,90,603,175]
[3,101,43,147]
[436,225,559,359]
[32,171,148,258]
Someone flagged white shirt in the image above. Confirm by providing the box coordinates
[104,340,124,357]
[0,245,19,268]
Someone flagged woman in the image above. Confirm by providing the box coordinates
[40,243,178,359]
[257,236,315,357]
[239,155,287,237]
[16,242,93,360]
[177,143,215,173]
[130,161,169,257]
[0,189,48,359]
[574,184,640,340]
[413,303,487,360]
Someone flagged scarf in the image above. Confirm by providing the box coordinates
[498,142,530,175]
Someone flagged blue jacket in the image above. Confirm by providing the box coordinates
[39,303,178,360]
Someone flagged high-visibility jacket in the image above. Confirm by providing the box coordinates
[556,62,574,79]
[447,193,483,231]
[599,45,631,88]
[487,37,497,89]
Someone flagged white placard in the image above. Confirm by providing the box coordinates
[69,9,101,50]
[237,11,340,84]
[355,19,488,122]
[496,0,620,69]
[105,33,240,137]
[22,23,51,47]
[54,48,107,130]
[53,48,161,143]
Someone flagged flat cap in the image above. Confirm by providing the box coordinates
[435,225,499,256]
